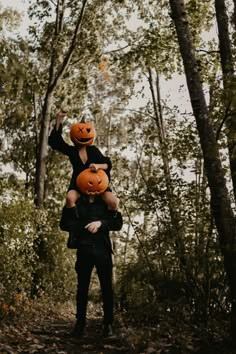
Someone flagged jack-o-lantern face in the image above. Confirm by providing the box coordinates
[70,122,95,146]
[76,168,109,195]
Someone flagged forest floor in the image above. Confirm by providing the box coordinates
[0,301,132,354]
[1,301,236,354]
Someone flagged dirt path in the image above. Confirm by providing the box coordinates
[0,311,132,353]
[1,305,236,353]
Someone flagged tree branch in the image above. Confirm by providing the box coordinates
[195,49,220,55]
[103,44,131,55]
[216,102,233,141]
[48,0,57,7]
[50,0,88,91]
[113,107,155,120]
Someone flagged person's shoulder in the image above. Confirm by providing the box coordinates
[67,143,78,151]
[88,144,99,151]
[76,195,105,210]
[94,195,107,206]
[90,194,102,201]
[87,145,102,154]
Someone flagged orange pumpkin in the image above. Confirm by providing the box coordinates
[70,122,95,146]
[76,168,109,195]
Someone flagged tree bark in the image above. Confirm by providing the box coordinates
[215,0,236,201]
[169,0,236,340]
[35,90,54,207]
[35,0,88,208]
[232,0,236,29]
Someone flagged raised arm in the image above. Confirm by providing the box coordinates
[55,111,67,130]
[48,111,72,155]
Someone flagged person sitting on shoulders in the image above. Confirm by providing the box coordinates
[48,111,118,219]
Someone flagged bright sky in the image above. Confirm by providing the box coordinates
[0,0,191,112]
[0,0,27,12]
[0,0,29,35]
[0,0,193,182]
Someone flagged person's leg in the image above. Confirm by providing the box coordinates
[102,191,118,211]
[63,190,81,222]
[73,248,94,335]
[95,248,114,329]
[66,189,80,208]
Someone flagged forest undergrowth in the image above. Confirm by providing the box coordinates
[0,298,235,354]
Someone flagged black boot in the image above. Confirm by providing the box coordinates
[60,206,79,231]
[71,321,86,338]
[66,205,79,219]
[71,205,79,219]
[108,210,118,218]
[103,324,113,337]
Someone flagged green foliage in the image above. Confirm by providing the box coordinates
[0,36,34,131]
[111,101,231,322]
[0,0,234,332]
[0,5,21,32]
[0,198,38,301]
[0,177,76,305]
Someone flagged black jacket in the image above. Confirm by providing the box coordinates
[60,196,123,251]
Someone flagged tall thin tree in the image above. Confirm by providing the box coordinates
[215,0,236,201]
[169,0,236,340]
[35,0,88,208]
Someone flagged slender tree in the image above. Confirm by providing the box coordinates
[148,68,193,282]
[35,0,88,208]
[232,0,236,29]
[169,0,236,340]
[214,0,236,201]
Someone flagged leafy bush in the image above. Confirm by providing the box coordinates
[0,199,38,302]
[0,195,77,307]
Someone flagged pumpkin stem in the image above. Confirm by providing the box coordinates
[80,115,86,123]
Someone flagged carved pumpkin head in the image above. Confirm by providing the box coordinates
[70,121,95,146]
[76,168,109,195]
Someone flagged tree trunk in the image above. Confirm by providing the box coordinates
[148,68,195,285]
[215,0,236,201]
[34,0,88,208]
[35,90,54,207]
[169,0,236,341]
[232,0,236,29]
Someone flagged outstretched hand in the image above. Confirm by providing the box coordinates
[85,221,102,234]
[58,110,68,119]
[55,111,68,130]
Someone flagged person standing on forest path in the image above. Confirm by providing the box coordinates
[60,189,123,338]
[48,111,118,218]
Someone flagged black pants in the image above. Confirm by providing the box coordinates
[75,244,113,327]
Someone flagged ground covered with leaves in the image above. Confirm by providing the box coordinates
[1,301,236,353]
[0,301,132,354]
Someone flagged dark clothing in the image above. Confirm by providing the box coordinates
[60,196,123,326]
[75,245,113,326]
[60,196,123,251]
[48,124,112,192]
